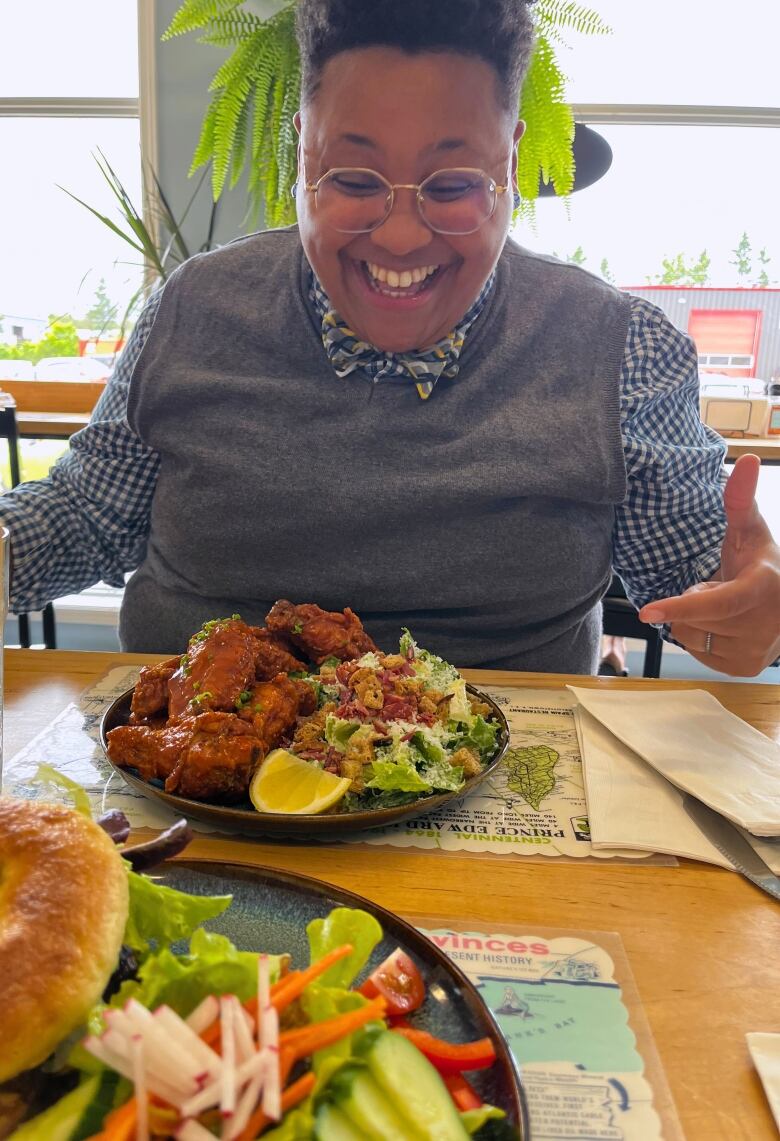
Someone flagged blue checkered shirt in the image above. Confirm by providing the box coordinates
[0,284,727,616]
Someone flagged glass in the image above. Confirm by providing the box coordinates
[515,125,779,288]
[0,527,7,783]
[304,167,509,235]
[0,117,143,329]
[562,0,778,106]
[0,0,139,98]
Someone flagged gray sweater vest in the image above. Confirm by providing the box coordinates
[124,228,631,672]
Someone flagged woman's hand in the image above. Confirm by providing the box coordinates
[639,455,780,676]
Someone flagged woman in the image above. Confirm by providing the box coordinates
[1,0,778,675]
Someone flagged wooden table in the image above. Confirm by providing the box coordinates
[3,649,779,1140]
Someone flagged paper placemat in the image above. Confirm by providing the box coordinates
[2,670,659,861]
[414,918,683,1141]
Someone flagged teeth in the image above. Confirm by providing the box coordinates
[365,262,439,289]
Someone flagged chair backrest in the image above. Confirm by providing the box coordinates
[0,379,106,416]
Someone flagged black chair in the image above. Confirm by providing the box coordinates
[602,574,663,678]
[0,398,57,649]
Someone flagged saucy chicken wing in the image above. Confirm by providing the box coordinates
[108,712,264,803]
[168,618,257,721]
[250,628,307,680]
[236,673,310,748]
[265,600,378,664]
[130,656,180,720]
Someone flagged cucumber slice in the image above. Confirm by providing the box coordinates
[365,1031,470,1140]
[9,1072,118,1141]
[314,1102,368,1141]
[327,1064,415,1140]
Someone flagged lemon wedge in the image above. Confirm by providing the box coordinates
[249,749,352,815]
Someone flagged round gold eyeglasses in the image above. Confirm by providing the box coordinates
[301,167,510,235]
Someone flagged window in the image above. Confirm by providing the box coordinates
[514,0,780,382]
[0,2,144,378]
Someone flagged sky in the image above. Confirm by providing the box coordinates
[1,0,779,327]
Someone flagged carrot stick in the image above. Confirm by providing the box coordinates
[281,996,386,1062]
[198,946,357,1051]
[266,944,355,1014]
[95,1097,137,1141]
[238,1071,317,1141]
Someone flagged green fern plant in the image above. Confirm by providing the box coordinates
[163,0,609,226]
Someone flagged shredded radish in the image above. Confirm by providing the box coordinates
[260,1048,282,1122]
[154,1005,222,1076]
[130,1036,150,1141]
[85,983,287,1138]
[261,1002,279,1052]
[180,1053,266,1119]
[219,996,237,1117]
[175,1120,217,1141]
[186,994,220,1035]
[257,954,270,1050]
[232,997,256,1064]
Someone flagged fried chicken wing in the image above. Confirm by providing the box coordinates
[166,712,263,802]
[130,656,180,720]
[250,628,307,680]
[236,673,306,749]
[106,719,197,784]
[168,618,257,721]
[265,600,378,664]
[108,713,263,803]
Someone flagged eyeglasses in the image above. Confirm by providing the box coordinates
[301,167,510,235]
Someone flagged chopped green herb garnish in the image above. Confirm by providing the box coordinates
[253,703,264,712]
[190,690,214,707]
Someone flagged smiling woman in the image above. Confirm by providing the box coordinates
[0,0,778,680]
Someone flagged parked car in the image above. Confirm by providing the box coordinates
[34,356,111,381]
[0,360,35,380]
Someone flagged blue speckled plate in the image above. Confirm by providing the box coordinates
[156,859,528,1137]
[101,684,510,838]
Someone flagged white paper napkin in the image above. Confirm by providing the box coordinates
[747,1033,780,1131]
[572,705,731,866]
[567,687,780,837]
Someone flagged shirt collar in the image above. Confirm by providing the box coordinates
[308,265,495,400]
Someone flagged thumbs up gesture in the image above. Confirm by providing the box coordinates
[639,455,780,676]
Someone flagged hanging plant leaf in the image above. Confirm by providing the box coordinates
[163,0,609,225]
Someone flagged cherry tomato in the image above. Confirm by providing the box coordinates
[358,948,425,1016]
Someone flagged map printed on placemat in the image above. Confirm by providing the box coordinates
[0,666,203,831]
[421,925,682,1141]
[2,672,648,859]
[344,688,646,858]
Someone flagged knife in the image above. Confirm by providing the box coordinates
[683,794,780,902]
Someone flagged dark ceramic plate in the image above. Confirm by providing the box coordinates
[154,859,528,1137]
[100,684,509,838]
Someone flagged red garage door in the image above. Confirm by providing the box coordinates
[688,309,762,378]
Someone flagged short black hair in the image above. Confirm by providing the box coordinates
[296,0,536,111]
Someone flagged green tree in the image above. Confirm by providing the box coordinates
[0,315,79,363]
[652,250,710,286]
[599,258,615,284]
[730,232,752,278]
[755,247,771,287]
[553,246,588,266]
[85,278,118,333]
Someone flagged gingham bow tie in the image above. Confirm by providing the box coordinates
[309,271,494,400]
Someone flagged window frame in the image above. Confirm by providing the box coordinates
[0,0,156,227]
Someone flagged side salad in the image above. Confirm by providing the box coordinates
[11,867,520,1140]
[282,631,504,814]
